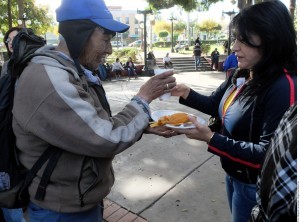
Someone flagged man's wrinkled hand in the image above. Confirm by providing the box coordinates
[137,70,176,103]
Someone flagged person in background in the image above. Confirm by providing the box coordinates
[210,48,220,71]
[195,37,201,46]
[170,1,297,222]
[0,27,27,222]
[223,50,238,78]
[147,51,157,69]
[174,41,181,53]
[111,57,124,80]
[250,104,297,222]
[0,27,22,77]
[12,0,177,221]
[163,52,173,69]
[193,43,202,70]
[96,63,107,81]
[125,57,138,79]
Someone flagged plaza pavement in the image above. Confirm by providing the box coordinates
[102,69,231,222]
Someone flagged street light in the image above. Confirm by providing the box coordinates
[169,17,177,53]
[221,10,236,55]
[139,22,144,50]
[137,9,152,72]
[18,13,31,28]
[149,14,155,49]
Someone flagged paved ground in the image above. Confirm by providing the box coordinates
[102,70,231,222]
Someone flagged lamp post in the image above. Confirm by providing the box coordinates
[149,14,155,50]
[139,22,144,50]
[137,9,153,72]
[18,13,31,28]
[169,17,177,53]
[222,10,236,55]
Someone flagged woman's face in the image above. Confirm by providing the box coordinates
[7,30,19,53]
[232,34,262,69]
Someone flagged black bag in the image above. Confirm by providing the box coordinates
[208,116,222,133]
[0,28,61,209]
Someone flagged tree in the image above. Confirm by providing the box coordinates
[198,19,222,39]
[0,0,54,36]
[146,0,220,11]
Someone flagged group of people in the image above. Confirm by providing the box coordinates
[98,57,138,81]
[0,1,297,222]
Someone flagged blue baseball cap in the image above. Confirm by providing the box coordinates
[56,0,129,33]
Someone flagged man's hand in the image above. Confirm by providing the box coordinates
[137,70,176,103]
[144,125,179,138]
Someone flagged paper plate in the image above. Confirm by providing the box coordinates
[151,110,206,129]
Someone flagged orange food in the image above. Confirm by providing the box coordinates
[150,112,190,127]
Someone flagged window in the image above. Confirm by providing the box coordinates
[125,17,129,24]
[135,28,139,35]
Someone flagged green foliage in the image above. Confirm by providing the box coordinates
[107,48,140,64]
[200,43,211,55]
[147,0,220,12]
[0,0,54,36]
[159,31,169,38]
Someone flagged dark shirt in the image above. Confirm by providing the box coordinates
[211,51,220,60]
[193,46,201,57]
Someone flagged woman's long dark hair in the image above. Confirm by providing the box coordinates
[231,0,297,98]
[4,27,22,58]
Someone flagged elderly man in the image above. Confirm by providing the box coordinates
[12,0,176,221]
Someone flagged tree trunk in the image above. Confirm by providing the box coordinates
[7,0,12,29]
[17,0,24,27]
[237,0,253,9]
[290,0,296,21]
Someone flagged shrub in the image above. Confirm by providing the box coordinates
[107,48,139,64]
[201,44,211,55]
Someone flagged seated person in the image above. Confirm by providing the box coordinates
[111,58,124,80]
[97,63,107,81]
[163,53,173,68]
[147,51,156,68]
[174,41,181,53]
[125,57,137,79]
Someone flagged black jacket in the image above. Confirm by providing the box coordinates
[180,72,297,184]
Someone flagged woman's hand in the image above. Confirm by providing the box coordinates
[136,70,176,103]
[171,84,190,99]
[171,115,213,142]
[144,125,179,138]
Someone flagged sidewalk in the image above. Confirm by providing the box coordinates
[101,70,231,222]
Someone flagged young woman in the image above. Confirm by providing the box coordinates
[125,57,138,79]
[170,1,297,221]
[1,27,22,77]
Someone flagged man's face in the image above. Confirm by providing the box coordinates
[79,27,113,70]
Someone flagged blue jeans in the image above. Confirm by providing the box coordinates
[2,208,26,222]
[225,174,257,222]
[127,67,136,77]
[195,56,201,67]
[28,202,103,222]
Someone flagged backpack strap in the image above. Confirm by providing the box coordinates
[20,146,61,200]
[34,148,62,201]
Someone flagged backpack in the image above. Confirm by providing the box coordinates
[0,28,62,209]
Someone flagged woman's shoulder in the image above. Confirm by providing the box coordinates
[261,73,296,105]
